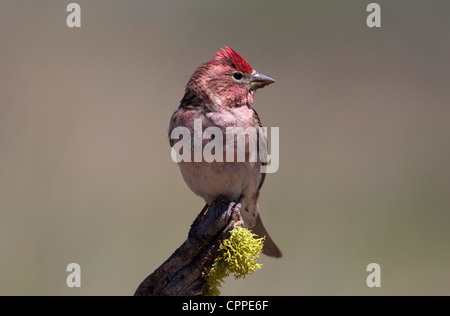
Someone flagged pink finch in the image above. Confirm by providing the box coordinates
[169,47,282,258]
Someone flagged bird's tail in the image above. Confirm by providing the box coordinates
[250,204,282,258]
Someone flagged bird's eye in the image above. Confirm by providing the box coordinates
[232,72,243,81]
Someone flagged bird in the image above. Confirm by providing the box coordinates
[168,47,282,258]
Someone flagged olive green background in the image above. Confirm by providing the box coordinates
[0,0,449,295]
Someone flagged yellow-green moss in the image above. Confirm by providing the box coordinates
[203,226,265,296]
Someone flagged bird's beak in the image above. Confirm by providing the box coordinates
[249,70,276,92]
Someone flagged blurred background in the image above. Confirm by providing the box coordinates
[0,0,449,295]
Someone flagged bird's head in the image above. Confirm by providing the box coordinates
[187,47,275,109]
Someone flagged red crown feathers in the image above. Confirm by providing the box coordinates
[212,46,253,73]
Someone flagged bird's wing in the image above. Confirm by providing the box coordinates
[252,108,267,192]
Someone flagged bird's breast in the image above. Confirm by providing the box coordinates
[179,160,261,205]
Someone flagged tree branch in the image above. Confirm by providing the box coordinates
[134,197,242,296]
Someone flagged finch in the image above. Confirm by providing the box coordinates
[169,47,282,258]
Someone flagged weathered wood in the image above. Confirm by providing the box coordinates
[134,197,241,296]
